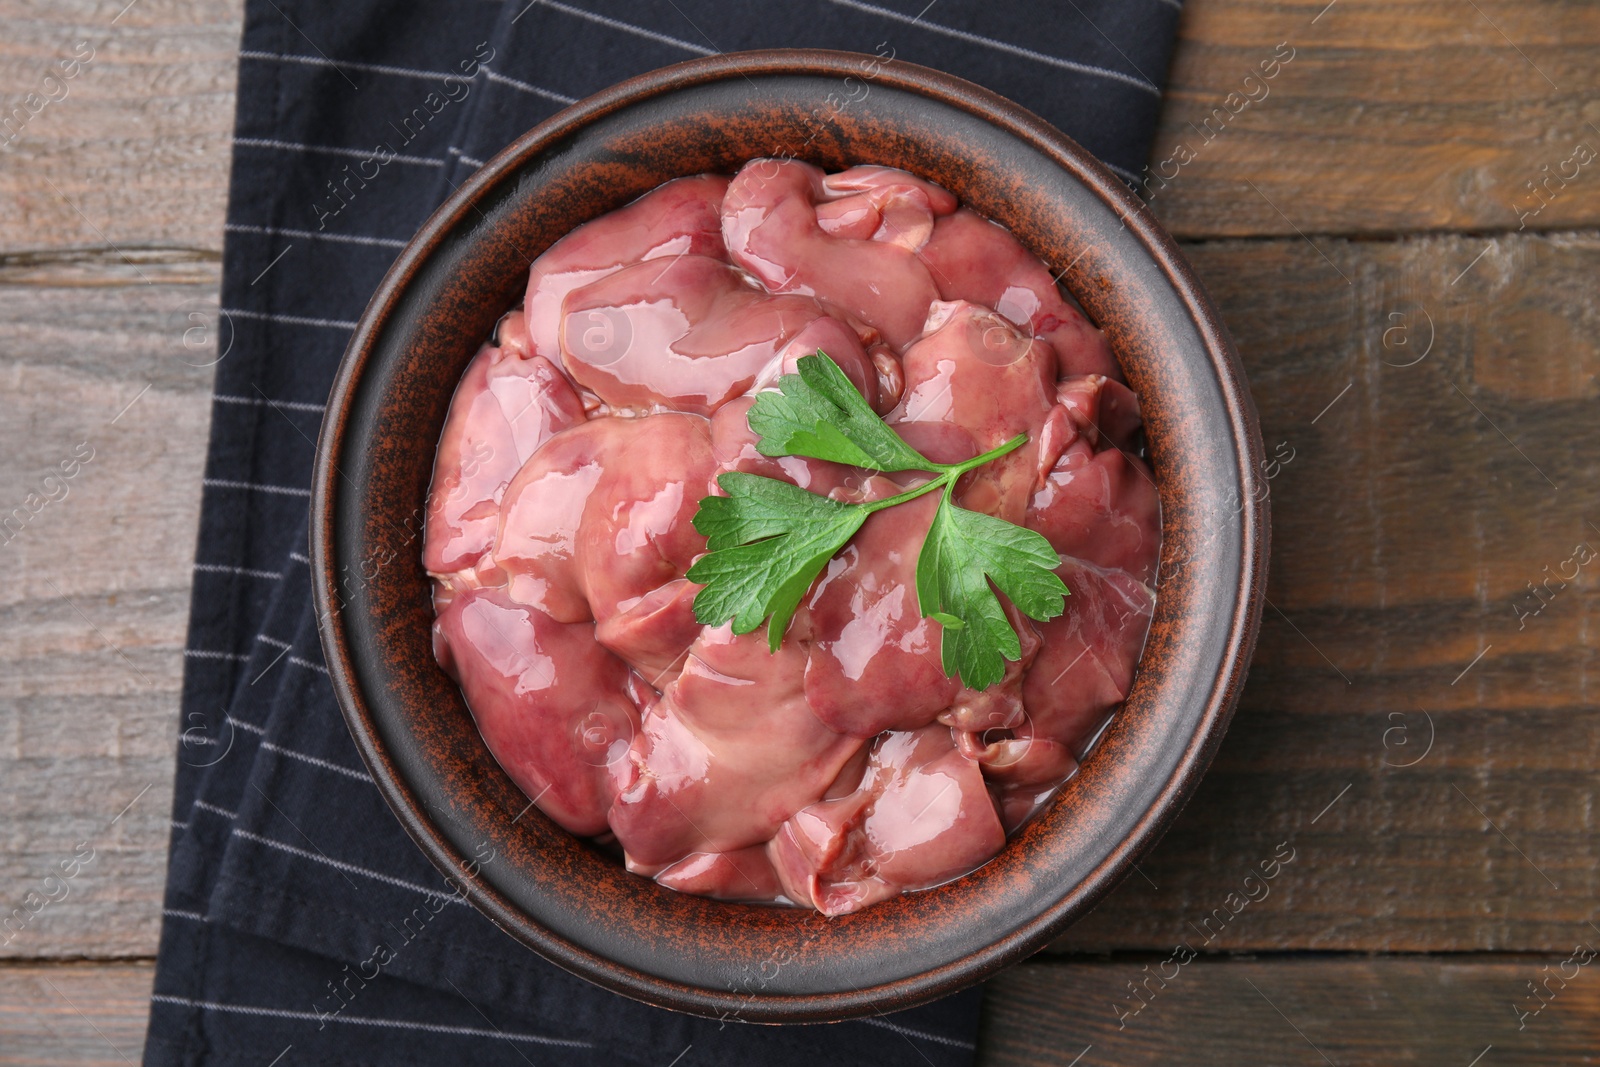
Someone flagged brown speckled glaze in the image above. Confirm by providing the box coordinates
[310,50,1268,1023]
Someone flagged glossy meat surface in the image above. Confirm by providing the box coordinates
[916,209,1121,379]
[425,310,586,576]
[1028,376,1161,584]
[424,162,1159,914]
[769,726,1007,915]
[525,175,730,371]
[722,160,951,349]
[487,413,714,623]
[432,586,636,837]
[610,625,864,866]
[803,492,961,737]
[561,255,834,416]
[890,300,1057,526]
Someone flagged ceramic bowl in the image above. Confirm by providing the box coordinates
[311,48,1267,1023]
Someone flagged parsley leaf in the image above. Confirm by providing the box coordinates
[748,353,932,472]
[689,350,1071,687]
[687,473,870,651]
[914,491,1068,690]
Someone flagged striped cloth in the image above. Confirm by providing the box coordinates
[145,2,1181,1063]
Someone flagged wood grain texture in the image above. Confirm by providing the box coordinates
[980,957,1600,1066]
[0,963,153,1066]
[1149,0,1600,238]
[0,0,240,256]
[0,276,218,960]
[1053,230,1600,953]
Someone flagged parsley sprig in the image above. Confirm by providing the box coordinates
[685,352,1068,691]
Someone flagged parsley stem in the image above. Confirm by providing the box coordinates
[858,432,1029,515]
[943,431,1031,478]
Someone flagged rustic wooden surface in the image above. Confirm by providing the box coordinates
[1053,230,1600,955]
[0,964,155,1067]
[983,957,1600,1066]
[1150,0,1600,237]
[1,0,1596,1062]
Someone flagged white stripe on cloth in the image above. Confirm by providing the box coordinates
[824,0,1162,97]
[233,137,444,167]
[533,1,714,56]
[259,740,373,783]
[184,646,325,676]
[238,50,467,84]
[194,562,284,580]
[220,307,359,331]
[231,829,469,903]
[860,1016,979,1050]
[481,68,578,104]
[218,713,369,781]
[225,223,408,250]
[202,478,312,498]
[212,393,327,413]
[191,799,238,820]
[149,994,594,1046]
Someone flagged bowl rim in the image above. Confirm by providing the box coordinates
[311,47,1268,1021]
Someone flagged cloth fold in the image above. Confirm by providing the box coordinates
[145,2,1180,1062]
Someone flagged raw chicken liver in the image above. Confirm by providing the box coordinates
[425,161,1159,913]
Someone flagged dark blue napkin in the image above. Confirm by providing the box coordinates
[144,2,1181,1063]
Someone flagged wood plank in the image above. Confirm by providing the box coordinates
[1146,0,1600,237]
[0,963,153,1067]
[980,956,1600,1066]
[0,250,217,288]
[1050,230,1599,953]
[0,0,240,256]
[0,277,217,959]
[1049,230,1600,953]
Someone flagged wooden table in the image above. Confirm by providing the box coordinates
[3,1,1597,1062]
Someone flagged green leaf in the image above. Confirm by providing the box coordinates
[687,474,870,650]
[693,472,840,550]
[689,360,1071,683]
[915,498,1069,690]
[748,352,935,473]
